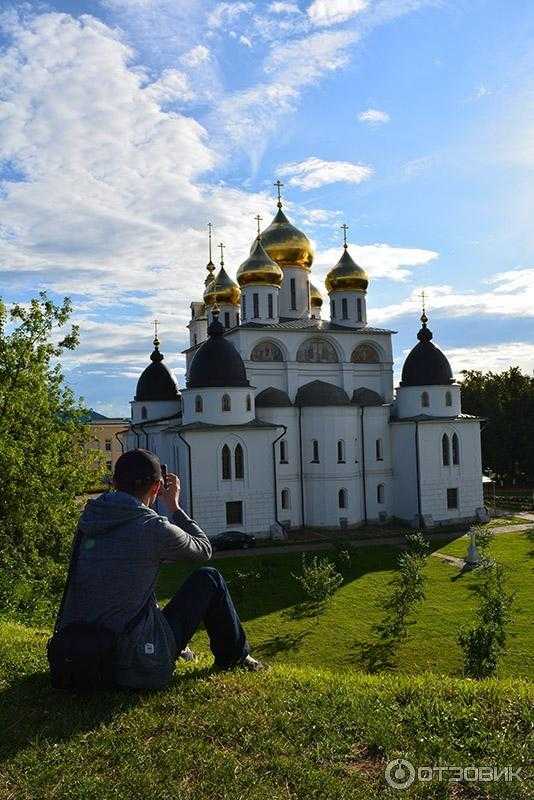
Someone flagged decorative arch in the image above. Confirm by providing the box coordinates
[195,394,203,413]
[250,339,284,362]
[338,488,348,509]
[377,483,385,504]
[281,488,291,510]
[445,390,453,407]
[442,433,450,466]
[297,337,339,363]
[452,432,460,465]
[421,391,430,408]
[221,445,231,480]
[222,393,231,412]
[351,343,380,364]
[234,443,244,479]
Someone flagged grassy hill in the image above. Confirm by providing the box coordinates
[1,529,532,798]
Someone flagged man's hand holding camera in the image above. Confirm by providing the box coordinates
[159,472,181,514]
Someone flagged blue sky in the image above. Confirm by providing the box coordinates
[1,0,533,416]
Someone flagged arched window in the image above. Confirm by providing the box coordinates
[250,340,284,362]
[312,440,320,463]
[195,395,203,413]
[421,391,430,408]
[141,406,147,420]
[445,391,452,407]
[337,439,345,463]
[234,444,244,479]
[280,439,288,463]
[297,338,338,363]
[377,483,385,504]
[452,433,460,465]
[246,394,252,411]
[341,298,348,320]
[281,488,290,510]
[376,438,383,461]
[442,434,450,466]
[338,488,348,509]
[222,394,231,412]
[351,344,380,364]
[222,445,231,479]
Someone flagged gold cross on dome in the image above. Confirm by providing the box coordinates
[255,214,263,236]
[207,221,213,261]
[153,318,159,339]
[274,179,284,207]
[219,242,225,266]
[341,223,349,248]
[420,289,426,314]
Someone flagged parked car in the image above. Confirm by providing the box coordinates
[211,531,256,551]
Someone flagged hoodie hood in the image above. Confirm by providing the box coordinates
[79,491,153,536]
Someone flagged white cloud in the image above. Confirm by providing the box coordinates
[307,0,368,27]
[239,34,253,47]
[180,44,210,67]
[444,343,534,377]
[358,108,390,124]
[207,2,254,29]
[278,157,373,189]
[269,2,301,13]
[370,269,534,323]
[144,68,194,103]
[313,243,439,283]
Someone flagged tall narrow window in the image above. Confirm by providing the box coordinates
[224,311,230,328]
[377,483,385,504]
[442,434,450,466]
[267,293,273,319]
[234,444,244,479]
[281,488,290,510]
[312,439,319,463]
[375,438,383,461]
[452,433,460,465]
[195,395,203,413]
[445,391,452,407]
[342,298,348,320]
[253,292,259,318]
[447,488,458,509]
[357,298,363,322]
[280,439,288,463]
[236,311,240,326]
[246,394,251,412]
[290,278,296,310]
[421,391,430,408]
[354,437,358,463]
[242,295,247,321]
[337,439,345,463]
[222,394,231,412]
[222,445,231,479]
[338,488,347,509]
[331,299,336,319]
[141,406,147,420]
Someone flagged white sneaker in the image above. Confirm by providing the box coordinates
[240,654,264,671]
[179,646,196,662]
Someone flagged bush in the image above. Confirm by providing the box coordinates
[458,562,515,678]
[294,554,343,606]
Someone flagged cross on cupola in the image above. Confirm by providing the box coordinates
[153,318,160,346]
[255,214,263,237]
[341,223,349,249]
[219,242,225,266]
[274,179,284,209]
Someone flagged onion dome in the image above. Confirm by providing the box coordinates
[400,312,454,387]
[237,236,284,287]
[309,281,323,308]
[203,265,241,307]
[256,387,292,407]
[325,245,368,294]
[258,186,314,270]
[135,336,180,402]
[295,380,350,407]
[187,310,249,389]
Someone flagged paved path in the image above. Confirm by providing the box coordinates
[213,521,534,560]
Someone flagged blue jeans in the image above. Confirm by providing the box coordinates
[162,567,250,669]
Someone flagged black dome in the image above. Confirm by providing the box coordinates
[400,315,453,387]
[135,340,180,402]
[256,387,292,407]
[187,313,249,389]
[352,388,384,406]
[295,380,350,407]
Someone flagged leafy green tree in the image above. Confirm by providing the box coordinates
[0,293,104,619]
[461,367,534,484]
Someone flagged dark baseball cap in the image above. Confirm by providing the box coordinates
[113,449,162,489]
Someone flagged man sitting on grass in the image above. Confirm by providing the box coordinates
[58,449,262,688]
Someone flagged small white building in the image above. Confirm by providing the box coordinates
[126,196,485,537]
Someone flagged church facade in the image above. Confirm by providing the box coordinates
[126,193,485,537]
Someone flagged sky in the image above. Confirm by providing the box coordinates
[1,0,533,417]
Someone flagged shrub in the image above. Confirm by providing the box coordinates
[294,554,343,606]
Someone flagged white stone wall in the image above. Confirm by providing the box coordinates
[181,386,254,426]
[329,290,367,327]
[278,267,311,318]
[130,399,181,424]
[256,405,302,529]
[359,405,394,521]
[241,284,280,324]
[391,422,420,522]
[396,384,461,418]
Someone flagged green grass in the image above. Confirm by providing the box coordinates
[1,529,533,799]
[157,529,534,680]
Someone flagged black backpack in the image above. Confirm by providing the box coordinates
[47,525,146,691]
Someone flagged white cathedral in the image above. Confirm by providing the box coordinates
[125,189,485,538]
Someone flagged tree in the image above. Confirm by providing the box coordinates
[461,367,534,484]
[0,293,104,618]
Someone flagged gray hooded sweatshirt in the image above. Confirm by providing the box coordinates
[58,491,212,689]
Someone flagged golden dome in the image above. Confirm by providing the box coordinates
[237,237,284,287]
[258,208,314,271]
[309,281,323,307]
[203,265,241,306]
[325,247,369,294]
